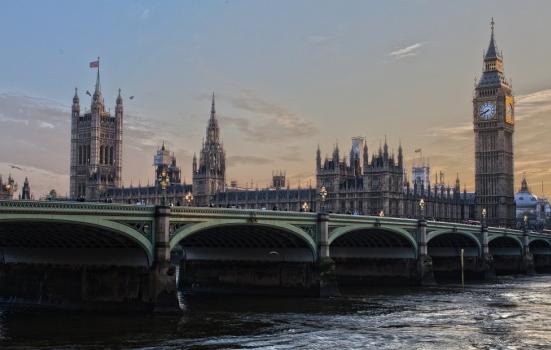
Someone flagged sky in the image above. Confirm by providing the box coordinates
[1,0,551,198]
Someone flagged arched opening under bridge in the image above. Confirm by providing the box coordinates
[172,223,317,295]
[0,220,152,306]
[489,236,523,274]
[427,232,482,282]
[329,227,418,287]
[529,239,551,273]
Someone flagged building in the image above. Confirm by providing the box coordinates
[69,61,123,201]
[473,19,516,227]
[154,142,181,186]
[515,175,551,230]
[21,177,30,200]
[0,175,17,200]
[104,144,191,205]
[316,139,474,220]
[192,93,226,206]
[212,174,317,211]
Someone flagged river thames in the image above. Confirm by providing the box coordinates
[1,275,551,349]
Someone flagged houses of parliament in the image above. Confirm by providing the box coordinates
[64,21,526,227]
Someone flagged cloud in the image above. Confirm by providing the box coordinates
[226,155,271,167]
[306,35,332,45]
[278,146,304,162]
[140,8,150,20]
[37,120,55,129]
[221,91,318,142]
[515,89,551,121]
[389,42,426,60]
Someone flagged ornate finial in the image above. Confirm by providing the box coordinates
[161,140,165,151]
[490,17,495,33]
[211,91,216,116]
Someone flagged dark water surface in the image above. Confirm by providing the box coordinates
[2,275,551,349]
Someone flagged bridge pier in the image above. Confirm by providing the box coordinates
[416,218,435,285]
[479,224,496,280]
[148,205,179,313]
[522,231,535,275]
[317,213,339,297]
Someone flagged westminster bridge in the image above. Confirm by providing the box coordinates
[1,200,551,312]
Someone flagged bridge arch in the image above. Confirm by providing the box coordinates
[328,225,417,258]
[427,229,481,257]
[0,216,153,266]
[170,220,316,262]
[529,238,551,249]
[488,235,523,256]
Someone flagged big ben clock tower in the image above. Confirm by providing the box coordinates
[473,19,515,227]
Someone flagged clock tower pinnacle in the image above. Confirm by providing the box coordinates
[473,18,515,227]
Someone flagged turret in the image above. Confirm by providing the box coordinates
[316,145,321,169]
[192,153,197,173]
[332,143,340,163]
[398,143,403,168]
[115,88,123,116]
[21,177,30,200]
[72,87,80,117]
[362,141,369,170]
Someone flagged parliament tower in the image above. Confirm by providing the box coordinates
[473,19,515,227]
[70,63,123,200]
[192,93,226,206]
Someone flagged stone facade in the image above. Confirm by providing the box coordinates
[192,94,226,207]
[104,144,191,206]
[473,20,516,227]
[69,62,123,201]
[0,174,17,200]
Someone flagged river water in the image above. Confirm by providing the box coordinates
[1,275,551,349]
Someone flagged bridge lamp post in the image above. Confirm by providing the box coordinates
[419,198,425,219]
[302,201,309,212]
[523,214,529,233]
[185,192,193,207]
[319,186,328,213]
[482,208,487,227]
[158,169,170,206]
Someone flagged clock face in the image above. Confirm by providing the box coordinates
[478,101,496,120]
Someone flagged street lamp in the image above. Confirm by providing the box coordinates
[524,214,529,232]
[158,169,170,206]
[379,210,385,217]
[185,192,193,207]
[419,198,425,218]
[302,201,309,212]
[482,208,487,227]
[319,186,328,213]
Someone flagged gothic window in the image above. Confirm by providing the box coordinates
[100,146,104,164]
[87,145,91,164]
[110,147,114,165]
[78,146,82,165]
[105,146,109,166]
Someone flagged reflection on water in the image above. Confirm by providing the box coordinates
[2,275,551,349]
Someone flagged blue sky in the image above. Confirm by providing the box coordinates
[1,1,551,196]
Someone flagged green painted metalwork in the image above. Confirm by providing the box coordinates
[328,224,418,251]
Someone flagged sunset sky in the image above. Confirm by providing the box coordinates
[1,0,551,198]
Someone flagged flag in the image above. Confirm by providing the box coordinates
[414,148,422,153]
[89,60,99,68]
